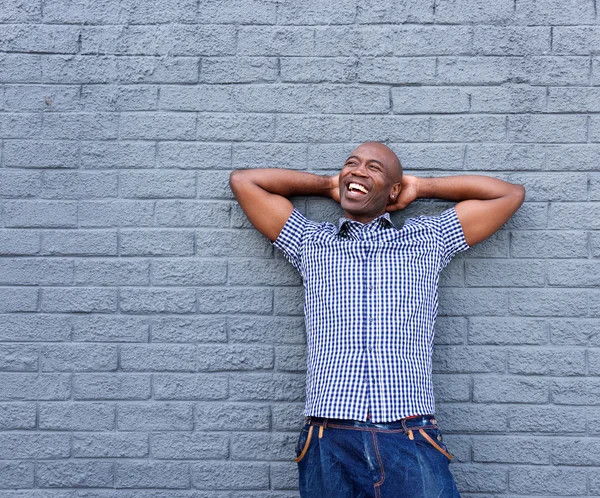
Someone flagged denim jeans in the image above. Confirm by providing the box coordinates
[294,415,461,498]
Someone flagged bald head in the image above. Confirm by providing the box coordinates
[352,142,402,181]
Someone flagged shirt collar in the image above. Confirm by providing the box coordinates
[337,212,395,235]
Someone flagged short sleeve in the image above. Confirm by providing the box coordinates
[272,208,319,278]
[437,206,470,269]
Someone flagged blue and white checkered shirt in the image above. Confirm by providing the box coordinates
[273,206,470,423]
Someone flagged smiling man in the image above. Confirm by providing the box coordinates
[229,142,525,498]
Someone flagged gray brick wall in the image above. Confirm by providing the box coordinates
[0,0,598,496]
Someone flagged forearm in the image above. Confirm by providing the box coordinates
[230,168,334,199]
[416,175,523,202]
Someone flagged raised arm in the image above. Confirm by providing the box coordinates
[388,175,525,246]
[229,169,339,242]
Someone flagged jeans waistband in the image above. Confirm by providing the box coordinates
[306,414,437,431]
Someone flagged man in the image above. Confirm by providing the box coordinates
[229,142,525,498]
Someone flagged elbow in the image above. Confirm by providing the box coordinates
[229,169,249,194]
[511,183,526,207]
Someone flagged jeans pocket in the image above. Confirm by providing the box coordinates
[294,424,314,463]
[415,427,453,461]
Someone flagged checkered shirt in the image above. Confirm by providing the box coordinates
[273,206,470,423]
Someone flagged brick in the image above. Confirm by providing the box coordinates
[0,53,41,83]
[433,317,467,345]
[437,57,514,84]
[469,86,546,113]
[386,144,464,171]
[73,373,150,400]
[0,170,41,197]
[0,24,79,54]
[3,84,80,112]
[80,84,158,112]
[197,288,272,314]
[4,140,78,169]
[549,203,600,229]
[196,229,272,257]
[229,316,306,344]
[39,402,113,430]
[77,312,146,343]
[197,113,275,141]
[1,0,41,21]
[41,54,117,84]
[276,115,353,142]
[43,0,121,23]
[351,116,429,142]
[0,433,71,460]
[152,259,227,286]
[592,173,600,200]
[275,345,307,372]
[191,462,269,490]
[554,26,600,54]
[434,0,512,23]
[550,319,600,346]
[153,373,228,400]
[203,57,278,84]
[391,87,469,114]
[118,403,193,431]
[509,467,587,495]
[508,115,587,143]
[197,170,232,199]
[278,0,355,24]
[593,233,600,257]
[451,465,507,493]
[75,259,150,286]
[232,143,307,170]
[4,200,77,227]
[0,404,36,429]
[73,433,148,458]
[120,0,197,23]
[41,112,118,140]
[195,403,271,431]
[468,318,547,345]
[120,113,195,141]
[357,0,433,23]
[153,432,228,459]
[519,56,590,85]
[117,56,198,83]
[0,461,32,488]
[271,461,298,489]
[1,112,42,139]
[392,26,472,55]
[115,461,189,488]
[586,350,600,376]
[79,200,154,227]
[473,27,550,55]
[121,345,196,372]
[358,57,435,84]
[465,260,545,287]
[232,432,296,461]
[547,261,600,286]
[0,258,72,285]
[0,287,37,312]
[272,403,305,430]
[280,57,356,83]
[438,288,508,316]
[432,374,470,402]
[238,27,314,56]
[510,289,587,316]
[197,0,276,24]
[119,288,196,314]
[42,230,118,256]
[151,316,226,343]
[473,436,549,464]
[475,376,549,403]
[120,229,194,256]
[514,0,595,25]
[40,344,118,372]
[229,259,301,286]
[511,231,588,258]
[157,143,231,170]
[588,409,600,435]
[0,230,40,255]
[0,344,37,371]
[37,461,114,488]
[82,141,155,169]
[230,373,305,401]
[549,87,600,113]
[433,347,505,374]
[553,438,600,465]
[0,315,70,342]
[42,287,117,313]
[552,378,600,405]
[509,405,587,433]
[274,287,304,316]
[197,345,273,371]
[314,26,396,57]
[435,404,508,433]
[431,116,505,142]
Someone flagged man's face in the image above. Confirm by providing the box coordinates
[339,142,402,224]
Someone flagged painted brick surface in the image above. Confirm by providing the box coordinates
[0,0,598,496]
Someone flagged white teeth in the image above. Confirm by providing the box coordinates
[348,183,369,194]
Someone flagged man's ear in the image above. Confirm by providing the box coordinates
[389,182,402,202]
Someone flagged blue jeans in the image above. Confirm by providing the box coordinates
[294,415,461,498]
